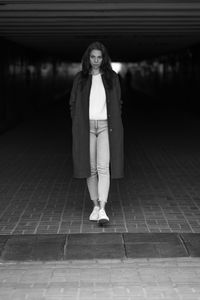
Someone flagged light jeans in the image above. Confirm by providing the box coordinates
[86,120,110,203]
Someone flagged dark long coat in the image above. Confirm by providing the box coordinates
[69,70,124,179]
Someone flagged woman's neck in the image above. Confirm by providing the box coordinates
[90,68,101,75]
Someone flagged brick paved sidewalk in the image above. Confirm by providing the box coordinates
[0,101,200,234]
[0,258,200,300]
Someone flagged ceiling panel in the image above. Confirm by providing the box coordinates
[0,0,200,61]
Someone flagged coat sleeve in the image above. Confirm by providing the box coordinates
[69,72,80,119]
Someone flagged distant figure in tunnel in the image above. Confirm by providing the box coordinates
[69,41,124,225]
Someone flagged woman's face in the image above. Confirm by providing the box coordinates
[89,49,103,71]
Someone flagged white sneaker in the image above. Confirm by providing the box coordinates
[89,206,100,221]
[98,208,109,225]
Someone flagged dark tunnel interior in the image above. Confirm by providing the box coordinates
[2,2,200,283]
[0,39,200,133]
[1,34,200,236]
[1,37,200,135]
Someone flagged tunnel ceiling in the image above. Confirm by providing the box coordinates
[0,0,200,61]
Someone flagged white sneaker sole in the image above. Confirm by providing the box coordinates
[89,217,98,222]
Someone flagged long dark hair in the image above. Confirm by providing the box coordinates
[80,41,113,89]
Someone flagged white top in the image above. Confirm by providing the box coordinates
[89,74,107,120]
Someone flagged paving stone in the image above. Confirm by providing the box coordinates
[125,243,161,258]
[157,243,188,257]
[65,244,125,260]
[181,233,200,256]
[64,233,125,260]
[123,233,180,243]
[67,233,123,245]
[123,233,188,258]
[1,235,66,261]
[1,235,34,261]
[0,235,10,256]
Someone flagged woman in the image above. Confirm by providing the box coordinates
[69,41,124,225]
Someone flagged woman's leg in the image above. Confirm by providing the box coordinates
[87,120,110,223]
[86,120,99,207]
[97,120,110,209]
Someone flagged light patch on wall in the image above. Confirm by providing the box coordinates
[41,62,53,77]
[111,62,122,73]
